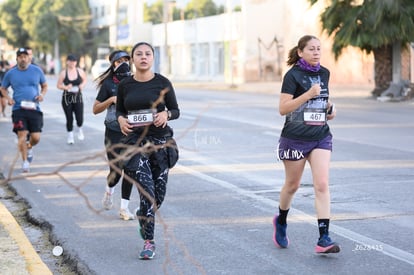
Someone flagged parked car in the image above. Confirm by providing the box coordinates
[91,59,110,79]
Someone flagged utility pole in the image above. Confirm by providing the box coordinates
[54,38,60,75]
[227,0,236,87]
[163,0,169,75]
[162,0,176,75]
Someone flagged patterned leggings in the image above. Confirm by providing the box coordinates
[124,137,169,240]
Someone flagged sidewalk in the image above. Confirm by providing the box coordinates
[0,192,52,274]
[0,115,53,274]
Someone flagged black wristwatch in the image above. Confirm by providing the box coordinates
[167,110,172,120]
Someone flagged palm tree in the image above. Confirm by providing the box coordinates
[309,0,414,96]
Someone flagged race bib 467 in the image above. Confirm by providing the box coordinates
[303,108,326,125]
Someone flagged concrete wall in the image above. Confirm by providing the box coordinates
[242,0,374,85]
[104,0,376,85]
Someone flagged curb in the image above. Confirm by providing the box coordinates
[0,201,52,275]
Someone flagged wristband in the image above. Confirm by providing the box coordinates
[327,103,335,115]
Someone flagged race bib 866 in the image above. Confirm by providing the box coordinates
[127,109,155,127]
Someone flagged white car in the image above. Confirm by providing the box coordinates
[91,59,110,79]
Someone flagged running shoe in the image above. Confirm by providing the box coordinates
[78,128,84,141]
[273,215,289,248]
[119,208,134,220]
[27,148,33,163]
[22,161,30,173]
[67,132,75,144]
[139,240,155,260]
[315,234,340,254]
[102,192,113,210]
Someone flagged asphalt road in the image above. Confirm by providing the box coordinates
[0,77,413,274]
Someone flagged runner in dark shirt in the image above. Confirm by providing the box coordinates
[116,42,180,260]
[93,50,135,220]
[273,35,339,254]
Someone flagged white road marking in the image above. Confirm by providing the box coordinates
[176,162,414,266]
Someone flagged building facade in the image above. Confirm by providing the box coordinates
[89,0,383,85]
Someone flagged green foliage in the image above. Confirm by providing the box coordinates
[184,0,219,19]
[0,0,30,47]
[309,0,414,58]
[19,0,56,51]
[144,0,164,24]
[144,0,223,24]
[0,0,90,57]
[233,5,241,12]
[51,0,91,54]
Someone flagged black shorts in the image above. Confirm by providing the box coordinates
[12,109,43,133]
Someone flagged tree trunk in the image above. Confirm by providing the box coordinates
[372,45,393,96]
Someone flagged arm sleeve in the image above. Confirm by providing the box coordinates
[280,70,297,96]
[1,71,10,88]
[116,82,126,119]
[165,80,180,120]
[96,80,110,102]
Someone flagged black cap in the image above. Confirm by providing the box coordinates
[110,51,130,64]
[16,48,29,56]
[67,54,77,61]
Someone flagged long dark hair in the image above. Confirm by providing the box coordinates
[95,50,126,88]
[286,35,319,66]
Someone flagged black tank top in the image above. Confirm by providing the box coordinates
[63,69,82,86]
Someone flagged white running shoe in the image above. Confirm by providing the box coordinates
[78,128,84,140]
[119,208,134,221]
[22,161,30,173]
[102,192,113,210]
[67,132,75,144]
[27,148,34,163]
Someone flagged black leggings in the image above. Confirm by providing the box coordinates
[61,91,83,132]
[104,128,133,200]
